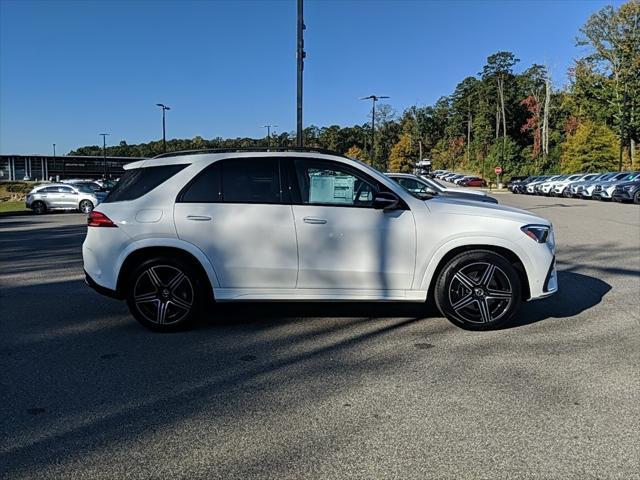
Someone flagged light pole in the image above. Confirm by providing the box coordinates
[99,133,109,178]
[52,143,56,180]
[262,125,278,147]
[360,95,389,165]
[156,103,170,153]
[296,0,305,147]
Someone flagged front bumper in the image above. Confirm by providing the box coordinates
[612,189,634,201]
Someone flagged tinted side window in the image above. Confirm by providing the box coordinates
[221,158,282,204]
[294,159,378,207]
[104,165,186,203]
[58,186,74,193]
[180,164,221,203]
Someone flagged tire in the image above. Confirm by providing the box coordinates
[31,201,46,215]
[634,191,640,205]
[434,250,522,330]
[79,200,94,214]
[125,256,205,332]
[562,188,572,198]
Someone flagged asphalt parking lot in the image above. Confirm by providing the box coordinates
[1,194,639,479]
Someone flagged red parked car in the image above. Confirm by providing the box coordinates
[460,177,487,187]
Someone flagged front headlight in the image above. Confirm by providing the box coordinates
[521,224,551,243]
[547,228,556,251]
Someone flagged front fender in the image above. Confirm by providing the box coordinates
[417,235,533,292]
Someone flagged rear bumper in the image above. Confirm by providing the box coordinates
[85,270,123,299]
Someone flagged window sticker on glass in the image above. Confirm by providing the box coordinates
[309,174,355,204]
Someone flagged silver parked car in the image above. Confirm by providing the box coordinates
[385,173,498,203]
[25,183,99,214]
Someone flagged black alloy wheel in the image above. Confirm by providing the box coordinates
[435,250,522,330]
[126,257,203,332]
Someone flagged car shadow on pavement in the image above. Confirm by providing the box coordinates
[505,271,611,329]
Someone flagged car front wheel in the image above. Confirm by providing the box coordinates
[634,191,640,205]
[434,250,522,330]
[125,257,203,332]
[79,200,94,214]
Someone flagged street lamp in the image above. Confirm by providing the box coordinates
[296,0,305,147]
[156,103,171,153]
[99,133,109,178]
[360,95,389,165]
[262,125,278,147]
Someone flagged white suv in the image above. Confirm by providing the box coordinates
[83,149,557,332]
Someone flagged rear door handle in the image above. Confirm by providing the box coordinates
[303,217,327,224]
[187,215,212,221]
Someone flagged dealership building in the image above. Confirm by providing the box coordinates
[0,154,146,181]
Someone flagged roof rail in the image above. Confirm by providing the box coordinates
[152,146,349,160]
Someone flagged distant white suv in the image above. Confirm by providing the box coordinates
[83,149,557,332]
[26,183,99,214]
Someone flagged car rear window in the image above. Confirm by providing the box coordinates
[103,164,186,203]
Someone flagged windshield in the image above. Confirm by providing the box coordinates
[423,177,446,191]
[75,184,95,193]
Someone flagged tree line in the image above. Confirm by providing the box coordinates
[70,1,639,180]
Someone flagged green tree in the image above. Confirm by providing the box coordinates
[485,136,524,178]
[561,120,619,172]
[577,0,640,168]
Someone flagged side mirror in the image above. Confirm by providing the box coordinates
[373,191,400,210]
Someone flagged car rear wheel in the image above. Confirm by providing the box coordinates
[434,250,522,330]
[79,200,94,214]
[31,201,46,215]
[125,257,203,332]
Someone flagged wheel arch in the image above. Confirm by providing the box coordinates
[423,244,531,301]
[115,244,218,300]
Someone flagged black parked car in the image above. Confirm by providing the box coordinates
[510,176,541,194]
[612,180,640,204]
[506,176,528,189]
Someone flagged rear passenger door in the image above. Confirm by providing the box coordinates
[173,158,298,289]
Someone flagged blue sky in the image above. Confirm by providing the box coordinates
[0,0,622,155]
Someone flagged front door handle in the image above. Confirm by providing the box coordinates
[303,217,327,224]
[187,215,212,221]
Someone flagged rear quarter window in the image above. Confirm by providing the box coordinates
[103,165,186,203]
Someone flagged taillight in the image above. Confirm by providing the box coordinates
[87,211,117,227]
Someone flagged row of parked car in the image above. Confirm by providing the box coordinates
[25,178,118,214]
[507,171,640,204]
[430,171,488,187]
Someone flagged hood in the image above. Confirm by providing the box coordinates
[426,196,550,226]
[604,177,639,187]
[615,181,639,188]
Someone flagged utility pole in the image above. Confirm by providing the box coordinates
[52,143,56,180]
[360,95,389,165]
[156,103,170,153]
[99,133,109,178]
[262,125,278,147]
[296,0,305,147]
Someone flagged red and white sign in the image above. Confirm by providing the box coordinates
[495,166,503,175]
